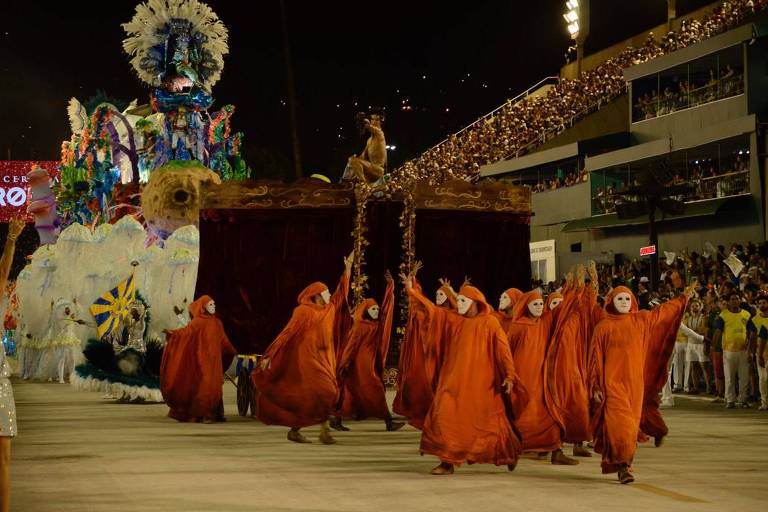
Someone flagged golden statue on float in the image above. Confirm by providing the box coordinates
[343,111,387,187]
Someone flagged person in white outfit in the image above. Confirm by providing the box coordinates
[671,319,689,393]
[712,291,752,409]
[684,300,710,394]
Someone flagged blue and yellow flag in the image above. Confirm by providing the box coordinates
[89,273,136,339]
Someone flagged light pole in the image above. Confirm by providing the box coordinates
[563,0,590,76]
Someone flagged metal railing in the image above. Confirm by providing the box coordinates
[419,76,560,155]
[633,74,744,121]
[591,169,750,215]
[504,83,629,161]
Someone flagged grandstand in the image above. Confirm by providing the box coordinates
[393,0,768,281]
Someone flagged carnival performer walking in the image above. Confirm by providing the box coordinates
[404,267,528,475]
[505,284,579,465]
[588,283,693,483]
[161,295,237,423]
[253,252,353,444]
[392,270,457,429]
[334,271,403,431]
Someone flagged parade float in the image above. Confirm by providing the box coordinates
[11,0,534,409]
[13,0,245,401]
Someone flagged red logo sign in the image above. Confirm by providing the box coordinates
[0,161,59,223]
[640,245,657,257]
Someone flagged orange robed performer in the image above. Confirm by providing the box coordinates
[392,277,457,429]
[544,265,598,458]
[546,291,564,311]
[494,288,523,333]
[253,252,353,444]
[336,272,404,431]
[161,295,237,423]
[588,284,692,484]
[505,289,579,464]
[406,274,528,475]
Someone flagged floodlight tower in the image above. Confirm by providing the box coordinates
[563,0,590,75]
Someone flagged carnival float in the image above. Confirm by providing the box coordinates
[8,0,533,409]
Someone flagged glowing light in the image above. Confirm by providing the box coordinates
[564,0,580,38]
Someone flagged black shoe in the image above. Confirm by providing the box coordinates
[329,416,350,432]
[618,466,634,484]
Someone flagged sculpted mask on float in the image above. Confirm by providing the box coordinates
[456,295,473,316]
[320,289,332,305]
[499,292,511,311]
[205,300,216,315]
[613,292,632,314]
[527,299,545,317]
[435,289,448,306]
[367,304,380,320]
[549,297,563,310]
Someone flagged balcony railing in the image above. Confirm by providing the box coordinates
[591,169,750,215]
[633,74,744,122]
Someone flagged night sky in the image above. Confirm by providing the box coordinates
[1,0,713,180]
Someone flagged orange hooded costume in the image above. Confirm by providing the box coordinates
[505,290,564,452]
[546,291,564,310]
[337,279,395,420]
[493,287,524,333]
[411,284,528,466]
[588,286,687,473]
[253,273,349,428]
[160,295,237,422]
[544,285,592,444]
[393,280,457,429]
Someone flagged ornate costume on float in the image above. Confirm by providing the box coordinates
[71,270,165,402]
[34,299,83,383]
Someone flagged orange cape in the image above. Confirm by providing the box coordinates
[337,280,395,420]
[413,285,528,466]
[588,288,687,473]
[544,285,592,443]
[160,295,237,422]
[253,273,349,428]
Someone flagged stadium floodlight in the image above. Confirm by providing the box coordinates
[563,0,580,39]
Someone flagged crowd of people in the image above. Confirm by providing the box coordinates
[591,154,750,214]
[391,0,764,188]
[530,168,589,193]
[633,64,744,121]
[536,239,768,410]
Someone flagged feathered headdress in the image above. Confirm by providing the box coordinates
[122,0,229,90]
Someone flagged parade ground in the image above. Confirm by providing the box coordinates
[10,378,768,512]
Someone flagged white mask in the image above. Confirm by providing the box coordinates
[435,290,448,305]
[499,293,511,311]
[205,300,216,315]
[367,305,380,320]
[527,299,544,317]
[320,289,332,305]
[549,298,563,310]
[457,295,473,315]
[613,292,632,314]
